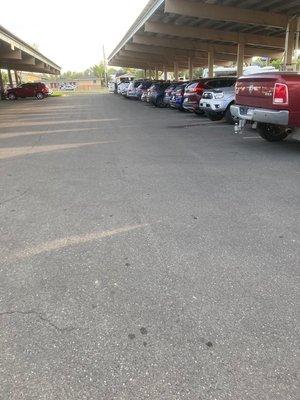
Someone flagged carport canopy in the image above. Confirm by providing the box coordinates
[0,24,60,76]
[108,0,300,78]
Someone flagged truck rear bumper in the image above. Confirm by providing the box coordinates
[230,105,289,126]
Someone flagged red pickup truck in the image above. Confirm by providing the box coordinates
[231,72,300,141]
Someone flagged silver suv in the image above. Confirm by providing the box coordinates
[199,80,237,124]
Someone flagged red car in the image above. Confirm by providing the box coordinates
[231,72,300,141]
[6,82,50,100]
[183,77,237,114]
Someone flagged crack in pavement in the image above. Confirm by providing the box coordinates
[0,310,77,333]
[0,188,30,206]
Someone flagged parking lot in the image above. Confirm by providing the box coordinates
[0,93,299,399]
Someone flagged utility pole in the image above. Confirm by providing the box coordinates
[102,45,108,87]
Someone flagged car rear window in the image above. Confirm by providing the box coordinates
[186,81,199,90]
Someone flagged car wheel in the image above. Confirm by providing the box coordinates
[8,92,17,100]
[36,92,44,100]
[207,112,224,121]
[224,105,238,125]
[257,123,288,142]
[156,97,165,108]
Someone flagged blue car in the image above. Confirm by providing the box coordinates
[169,83,189,111]
[148,82,171,107]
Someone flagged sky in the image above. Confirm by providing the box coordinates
[0,0,149,72]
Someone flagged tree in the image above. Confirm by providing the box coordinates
[91,63,106,84]
[270,59,283,70]
[1,71,8,85]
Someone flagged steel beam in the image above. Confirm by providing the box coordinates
[165,0,288,29]
[145,21,285,49]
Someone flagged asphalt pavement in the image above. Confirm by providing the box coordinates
[0,93,299,400]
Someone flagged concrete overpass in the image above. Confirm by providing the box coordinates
[0,24,60,90]
[108,0,300,79]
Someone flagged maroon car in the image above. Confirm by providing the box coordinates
[6,82,50,100]
[183,77,236,114]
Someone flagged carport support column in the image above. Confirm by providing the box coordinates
[188,57,193,80]
[0,70,4,93]
[284,17,297,70]
[174,61,179,81]
[155,66,159,80]
[7,69,13,87]
[237,43,245,77]
[144,69,147,79]
[163,65,168,81]
[208,49,214,78]
[14,70,19,85]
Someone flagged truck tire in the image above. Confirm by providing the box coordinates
[257,123,288,142]
[207,112,224,121]
[225,104,237,125]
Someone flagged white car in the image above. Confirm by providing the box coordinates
[60,84,76,91]
[108,81,116,93]
[117,81,130,95]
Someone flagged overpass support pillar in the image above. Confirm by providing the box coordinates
[144,69,147,78]
[155,66,159,80]
[174,61,179,81]
[237,43,245,77]
[208,49,214,78]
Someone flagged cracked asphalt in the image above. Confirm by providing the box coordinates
[0,93,299,399]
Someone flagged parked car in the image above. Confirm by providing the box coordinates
[127,80,144,99]
[141,89,149,102]
[170,83,189,110]
[163,83,179,107]
[60,83,76,91]
[108,81,117,93]
[117,81,130,95]
[231,72,300,142]
[148,82,171,107]
[183,77,237,114]
[6,82,50,100]
[199,78,237,124]
[136,80,153,100]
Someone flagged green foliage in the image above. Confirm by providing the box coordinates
[61,70,85,79]
[1,71,8,85]
[270,59,283,70]
[59,63,145,83]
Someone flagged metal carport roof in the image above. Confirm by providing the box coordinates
[108,0,300,77]
[0,24,60,75]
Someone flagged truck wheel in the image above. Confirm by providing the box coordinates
[257,123,288,142]
[225,105,238,125]
[207,112,223,121]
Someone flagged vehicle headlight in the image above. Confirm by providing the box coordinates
[214,92,224,99]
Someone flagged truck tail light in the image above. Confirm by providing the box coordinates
[273,83,289,105]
